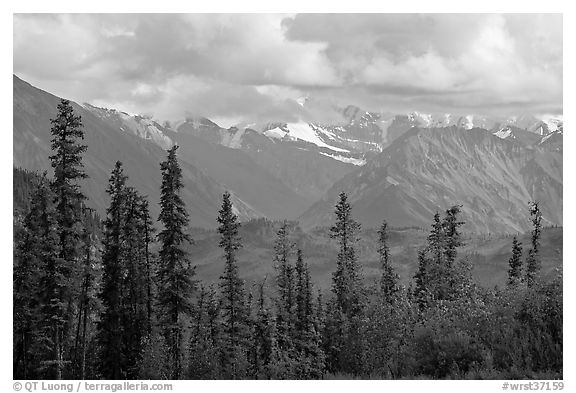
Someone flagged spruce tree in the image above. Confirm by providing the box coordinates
[273,221,295,351]
[377,220,399,302]
[295,249,310,335]
[443,205,464,268]
[330,192,363,317]
[294,249,325,378]
[188,285,221,379]
[138,198,156,336]
[428,212,444,266]
[120,188,149,377]
[48,99,88,379]
[99,164,153,379]
[413,249,430,311]
[98,162,128,379]
[418,207,466,304]
[249,280,276,379]
[217,191,249,378]
[327,192,365,375]
[507,236,523,286]
[73,206,99,380]
[14,174,58,379]
[157,145,196,379]
[525,201,542,287]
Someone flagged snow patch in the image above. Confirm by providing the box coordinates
[493,128,512,139]
[283,123,349,152]
[536,114,563,132]
[263,128,287,140]
[464,115,474,130]
[319,152,366,166]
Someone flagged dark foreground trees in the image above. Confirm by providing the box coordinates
[216,191,250,378]
[157,145,196,379]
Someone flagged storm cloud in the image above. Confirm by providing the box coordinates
[13,13,562,124]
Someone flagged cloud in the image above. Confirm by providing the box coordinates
[13,14,562,123]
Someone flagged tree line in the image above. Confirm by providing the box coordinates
[13,100,562,379]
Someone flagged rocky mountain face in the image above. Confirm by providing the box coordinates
[14,75,563,234]
[300,126,562,233]
[13,75,259,228]
[174,119,359,201]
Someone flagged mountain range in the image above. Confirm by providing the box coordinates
[13,74,562,233]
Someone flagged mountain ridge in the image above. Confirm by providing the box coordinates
[299,126,562,233]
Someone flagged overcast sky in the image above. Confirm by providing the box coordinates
[13,13,562,125]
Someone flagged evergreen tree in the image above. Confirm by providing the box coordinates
[48,99,88,379]
[98,162,128,379]
[377,221,399,302]
[72,206,100,380]
[294,249,325,378]
[14,174,58,379]
[443,205,464,268]
[330,192,363,317]
[525,202,542,287]
[217,191,249,378]
[413,249,430,311]
[507,236,523,286]
[138,198,156,336]
[98,165,152,378]
[120,188,149,377]
[273,221,295,351]
[315,289,325,336]
[248,280,276,379]
[416,206,466,306]
[157,145,196,379]
[188,285,221,379]
[295,249,310,335]
[428,212,444,266]
[327,193,366,375]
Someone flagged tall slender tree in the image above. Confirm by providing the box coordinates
[294,249,325,378]
[377,220,399,302]
[326,192,366,375]
[525,201,542,287]
[138,198,156,336]
[273,221,295,351]
[98,162,128,379]
[248,279,276,379]
[48,99,88,379]
[73,206,99,380]
[217,191,249,378]
[330,192,363,317]
[157,145,196,379]
[120,188,149,377]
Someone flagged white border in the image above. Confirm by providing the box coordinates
[3,3,572,392]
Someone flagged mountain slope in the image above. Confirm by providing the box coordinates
[300,126,562,233]
[13,75,257,228]
[164,128,313,219]
[175,119,358,201]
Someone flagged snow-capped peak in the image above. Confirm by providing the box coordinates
[493,127,513,139]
